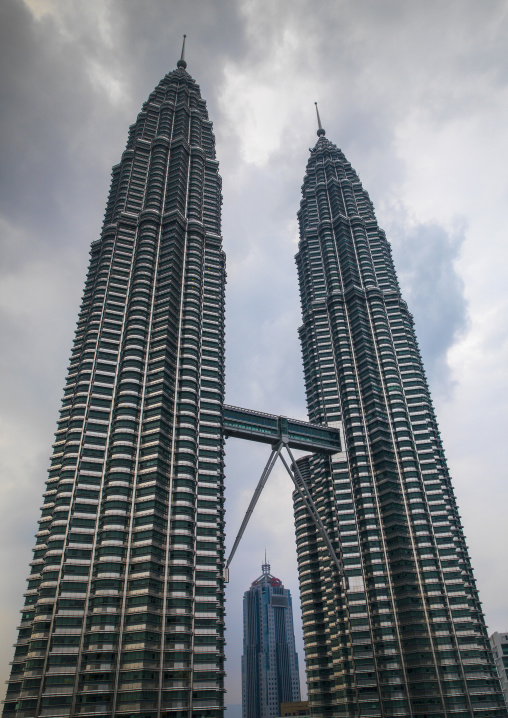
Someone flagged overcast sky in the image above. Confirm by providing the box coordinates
[1,0,508,707]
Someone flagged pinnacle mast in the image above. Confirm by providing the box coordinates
[315,101,326,136]
[177,33,187,69]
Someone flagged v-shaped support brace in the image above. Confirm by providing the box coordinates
[224,439,347,589]
[224,441,283,580]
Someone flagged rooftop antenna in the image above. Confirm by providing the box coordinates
[315,102,326,137]
[262,549,270,575]
[177,34,187,69]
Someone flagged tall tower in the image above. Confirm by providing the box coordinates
[3,43,506,718]
[4,45,226,718]
[242,560,301,718]
[293,116,507,717]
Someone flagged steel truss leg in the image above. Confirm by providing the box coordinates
[224,441,282,579]
[279,442,347,588]
[224,440,347,589]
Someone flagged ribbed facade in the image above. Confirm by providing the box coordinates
[242,565,301,718]
[293,133,507,718]
[4,60,226,718]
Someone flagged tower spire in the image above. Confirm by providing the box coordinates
[315,102,326,137]
[262,549,270,575]
[177,34,187,69]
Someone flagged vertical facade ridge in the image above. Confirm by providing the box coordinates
[4,65,226,718]
[294,137,506,718]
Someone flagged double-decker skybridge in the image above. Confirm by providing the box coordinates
[221,405,347,585]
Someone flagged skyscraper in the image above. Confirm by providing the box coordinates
[293,117,507,717]
[2,42,505,718]
[4,46,226,718]
[242,560,301,718]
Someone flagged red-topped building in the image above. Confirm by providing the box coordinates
[242,560,301,718]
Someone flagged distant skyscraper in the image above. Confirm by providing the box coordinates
[3,45,226,718]
[242,561,301,718]
[292,114,508,717]
[490,633,508,708]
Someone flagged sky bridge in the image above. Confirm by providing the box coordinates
[222,404,342,454]
[222,404,347,585]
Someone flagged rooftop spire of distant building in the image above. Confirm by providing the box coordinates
[315,102,326,136]
[177,34,187,69]
[262,549,270,575]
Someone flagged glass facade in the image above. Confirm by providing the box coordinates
[3,58,226,718]
[242,563,301,718]
[293,130,508,718]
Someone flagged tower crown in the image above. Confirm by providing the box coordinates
[251,559,282,587]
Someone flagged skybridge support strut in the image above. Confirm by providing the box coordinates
[224,440,347,589]
[279,442,347,588]
[224,442,282,581]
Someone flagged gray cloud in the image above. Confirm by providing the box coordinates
[1,0,508,706]
[388,216,469,397]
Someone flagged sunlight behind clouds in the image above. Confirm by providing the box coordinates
[219,24,322,166]
[86,57,127,107]
[22,0,115,46]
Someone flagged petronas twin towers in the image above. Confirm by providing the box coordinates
[3,45,507,718]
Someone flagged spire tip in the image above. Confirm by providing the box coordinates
[177,34,187,69]
[315,102,326,137]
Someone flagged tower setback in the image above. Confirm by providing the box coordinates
[293,126,507,717]
[4,54,226,718]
